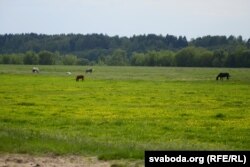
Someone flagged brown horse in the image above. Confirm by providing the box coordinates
[76,75,84,81]
[85,68,93,73]
[216,73,230,80]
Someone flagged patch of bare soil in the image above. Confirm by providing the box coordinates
[0,154,144,167]
[0,154,109,167]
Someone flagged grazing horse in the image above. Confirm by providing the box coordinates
[66,72,72,75]
[32,67,39,73]
[76,75,84,81]
[216,73,230,80]
[85,68,93,73]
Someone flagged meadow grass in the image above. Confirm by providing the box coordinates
[0,65,250,160]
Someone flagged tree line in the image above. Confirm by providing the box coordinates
[0,33,250,67]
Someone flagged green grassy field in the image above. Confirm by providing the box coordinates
[0,65,250,160]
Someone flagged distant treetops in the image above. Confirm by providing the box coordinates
[0,33,249,67]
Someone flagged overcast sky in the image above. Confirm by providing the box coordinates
[1,0,250,40]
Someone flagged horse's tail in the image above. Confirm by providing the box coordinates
[216,75,219,80]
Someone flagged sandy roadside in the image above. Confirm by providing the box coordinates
[0,154,144,167]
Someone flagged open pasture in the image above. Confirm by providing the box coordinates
[0,65,250,160]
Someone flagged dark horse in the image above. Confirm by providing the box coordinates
[76,75,84,81]
[216,73,230,80]
[85,68,93,73]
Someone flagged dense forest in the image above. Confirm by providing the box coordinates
[0,33,250,67]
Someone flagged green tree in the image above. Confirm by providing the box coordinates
[10,54,24,64]
[175,47,196,66]
[157,50,175,66]
[212,50,228,67]
[62,54,77,65]
[144,51,158,66]
[1,55,11,64]
[241,50,250,67]
[23,51,39,64]
[38,51,56,65]
[0,54,23,64]
[235,50,250,67]
[106,49,128,66]
[197,50,213,67]
[247,39,250,48]
[131,52,145,66]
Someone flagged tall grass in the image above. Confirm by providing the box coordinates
[0,65,249,160]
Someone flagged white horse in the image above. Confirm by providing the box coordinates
[32,67,39,73]
[66,72,72,75]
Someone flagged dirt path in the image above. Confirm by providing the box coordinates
[0,154,110,167]
[0,154,144,167]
